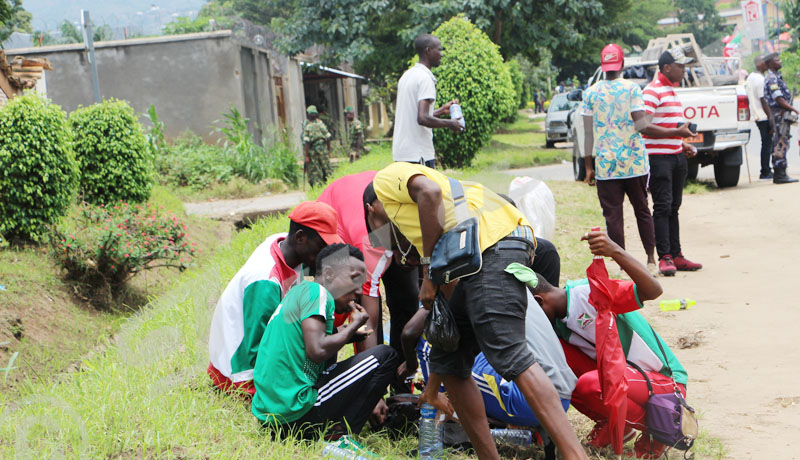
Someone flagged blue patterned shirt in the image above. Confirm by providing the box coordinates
[582,79,649,180]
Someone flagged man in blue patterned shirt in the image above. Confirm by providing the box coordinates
[582,44,657,270]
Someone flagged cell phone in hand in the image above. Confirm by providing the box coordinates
[677,122,698,134]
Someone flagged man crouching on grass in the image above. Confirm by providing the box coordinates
[251,243,398,439]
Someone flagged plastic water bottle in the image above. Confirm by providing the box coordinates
[321,443,371,460]
[490,428,533,446]
[419,402,443,459]
[450,103,466,129]
[659,298,696,312]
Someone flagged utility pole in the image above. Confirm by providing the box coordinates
[81,9,101,103]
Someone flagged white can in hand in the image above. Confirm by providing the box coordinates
[450,103,465,129]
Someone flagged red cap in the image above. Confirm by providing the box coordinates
[289,201,343,245]
[600,44,624,72]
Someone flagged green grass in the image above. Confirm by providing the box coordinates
[166,177,288,202]
[0,115,729,459]
[684,179,717,195]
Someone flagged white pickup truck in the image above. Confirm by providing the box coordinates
[568,54,751,188]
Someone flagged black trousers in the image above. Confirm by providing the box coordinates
[596,175,655,257]
[381,236,561,369]
[277,345,398,438]
[757,120,773,176]
[531,237,561,287]
[649,154,687,259]
[429,242,536,381]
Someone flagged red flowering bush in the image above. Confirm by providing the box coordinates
[52,202,198,307]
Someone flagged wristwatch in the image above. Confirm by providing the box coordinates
[420,257,431,265]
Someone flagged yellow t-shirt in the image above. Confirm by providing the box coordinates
[373,162,532,254]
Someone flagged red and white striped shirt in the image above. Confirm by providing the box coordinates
[642,73,684,155]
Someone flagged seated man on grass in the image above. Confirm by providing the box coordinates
[528,230,688,459]
[207,201,342,396]
[251,243,398,439]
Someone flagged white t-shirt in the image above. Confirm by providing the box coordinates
[393,63,437,162]
[746,71,768,121]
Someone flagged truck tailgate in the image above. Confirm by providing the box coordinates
[674,85,740,132]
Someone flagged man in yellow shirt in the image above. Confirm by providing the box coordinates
[372,162,588,460]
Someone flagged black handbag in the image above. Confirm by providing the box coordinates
[424,289,461,353]
[428,177,482,285]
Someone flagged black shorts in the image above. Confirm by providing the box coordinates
[428,239,536,381]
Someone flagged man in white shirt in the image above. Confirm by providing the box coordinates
[746,55,774,179]
[392,33,462,168]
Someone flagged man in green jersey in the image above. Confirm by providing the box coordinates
[251,243,398,438]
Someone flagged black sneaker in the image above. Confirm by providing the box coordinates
[759,172,773,180]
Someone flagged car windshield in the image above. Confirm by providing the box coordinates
[548,95,576,113]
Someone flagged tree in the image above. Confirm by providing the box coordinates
[782,0,800,51]
[56,20,113,45]
[59,20,82,43]
[674,0,726,48]
[0,0,32,44]
[618,0,676,50]
[232,0,292,25]
[163,0,238,35]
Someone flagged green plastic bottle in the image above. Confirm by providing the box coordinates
[659,298,696,312]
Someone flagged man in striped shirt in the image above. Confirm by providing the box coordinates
[642,48,703,276]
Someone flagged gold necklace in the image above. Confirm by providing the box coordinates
[389,223,412,265]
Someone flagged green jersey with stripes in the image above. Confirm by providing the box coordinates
[554,279,687,384]
[251,281,335,424]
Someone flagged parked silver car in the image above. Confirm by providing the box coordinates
[545,93,578,148]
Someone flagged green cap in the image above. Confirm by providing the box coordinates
[306,105,318,114]
[344,106,354,113]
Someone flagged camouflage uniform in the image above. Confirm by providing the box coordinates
[765,69,795,170]
[348,119,364,150]
[347,118,365,162]
[303,119,332,186]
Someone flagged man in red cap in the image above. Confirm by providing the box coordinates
[207,201,342,396]
[582,44,693,274]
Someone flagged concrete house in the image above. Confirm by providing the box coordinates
[4,30,309,146]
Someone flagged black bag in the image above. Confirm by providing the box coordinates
[428,178,482,285]
[424,289,460,353]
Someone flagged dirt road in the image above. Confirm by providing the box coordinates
[618,180,800,459]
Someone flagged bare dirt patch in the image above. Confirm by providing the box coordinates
[618,180,800,459]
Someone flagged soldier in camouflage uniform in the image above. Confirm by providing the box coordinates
[345,106,365,163]
[302,105,332,186]
[764,53,799,184]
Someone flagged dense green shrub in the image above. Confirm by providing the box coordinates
[781,50,800,94]
[220,106,301,187]
[156,134,234,189]
[0,94,78,243]
[52,201,196,307]
[70,98,154,205]
[430,16,517,168]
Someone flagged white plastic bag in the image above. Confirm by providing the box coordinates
[508,176,556,241]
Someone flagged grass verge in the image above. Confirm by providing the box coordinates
[0,185,231,396]
[0,179,727,460]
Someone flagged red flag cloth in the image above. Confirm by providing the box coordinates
[586,257,639,454]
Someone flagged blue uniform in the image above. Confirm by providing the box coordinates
[765,69,794,169]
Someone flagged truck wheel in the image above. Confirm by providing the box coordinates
[713,159,740,188]
[546,139,556,148]
[573,141,585,181]
[687,158,699,180]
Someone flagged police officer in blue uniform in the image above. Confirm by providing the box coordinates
[764,52,799,184]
